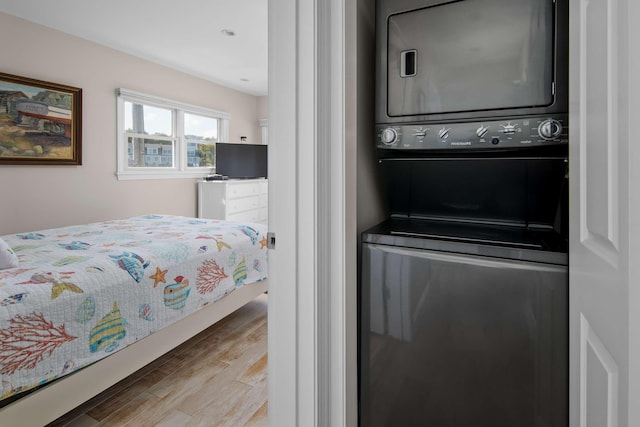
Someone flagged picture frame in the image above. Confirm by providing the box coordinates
[0,72,82,165]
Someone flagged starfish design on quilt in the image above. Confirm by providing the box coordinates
[260,236,268,249]
[150,267,168,288]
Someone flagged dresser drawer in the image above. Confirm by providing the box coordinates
[258,181,268,195]
[227,182,260,199]
[227,196,260,214]
[259,207,268,224]
[198,179,268,225]
[258,193,268,208]
[228,209,261,223]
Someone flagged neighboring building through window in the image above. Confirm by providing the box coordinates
[116,88,229,180]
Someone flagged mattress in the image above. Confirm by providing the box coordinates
[0,215,268,400]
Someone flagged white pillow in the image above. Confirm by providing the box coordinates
[0,238,18,270]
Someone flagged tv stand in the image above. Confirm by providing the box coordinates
[197,178,268,225]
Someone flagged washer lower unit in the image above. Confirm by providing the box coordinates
[359,157,568,427]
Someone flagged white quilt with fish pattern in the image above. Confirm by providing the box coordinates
[0,215,268,400]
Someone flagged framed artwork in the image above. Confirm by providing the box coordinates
[0,72,82,165]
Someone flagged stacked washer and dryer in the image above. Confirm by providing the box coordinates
[359,1,570,426]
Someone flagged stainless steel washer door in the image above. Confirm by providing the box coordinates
[360,242,568,427]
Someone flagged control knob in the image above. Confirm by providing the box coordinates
[380,127,398,145]
[476,125,489,138]
[438,127,451,140]
[538,119,562,140]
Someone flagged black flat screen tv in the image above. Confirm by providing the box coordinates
[216,143,268,179]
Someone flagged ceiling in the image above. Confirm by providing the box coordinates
[0,0,268,96]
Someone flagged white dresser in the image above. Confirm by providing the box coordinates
[197,179,268,225]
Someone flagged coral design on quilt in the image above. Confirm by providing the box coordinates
[196,259,228,294]
[148,242,190,264]
[0,312,77,375]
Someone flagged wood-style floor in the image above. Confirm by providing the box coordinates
[49,294,268,427]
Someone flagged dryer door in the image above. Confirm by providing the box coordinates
[386,0,554,117]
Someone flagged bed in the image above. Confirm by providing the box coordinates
[0,214,268,425]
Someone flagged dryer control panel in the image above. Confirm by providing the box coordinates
[376,115,568,150]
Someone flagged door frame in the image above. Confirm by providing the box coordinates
[624,0,640,423]
[267,0,355,426]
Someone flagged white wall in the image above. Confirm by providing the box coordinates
[257,95,269,120]
[0,13,263,235]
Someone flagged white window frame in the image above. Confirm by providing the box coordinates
[116,88,230,180]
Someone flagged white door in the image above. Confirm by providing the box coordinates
[569,0,640,425]
[266,0,303,425]
[267,0,327,426]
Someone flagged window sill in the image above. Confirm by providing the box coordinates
[116,170,211,181]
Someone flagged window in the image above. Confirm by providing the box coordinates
[184,113,218,168]
[116,88,229,180]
